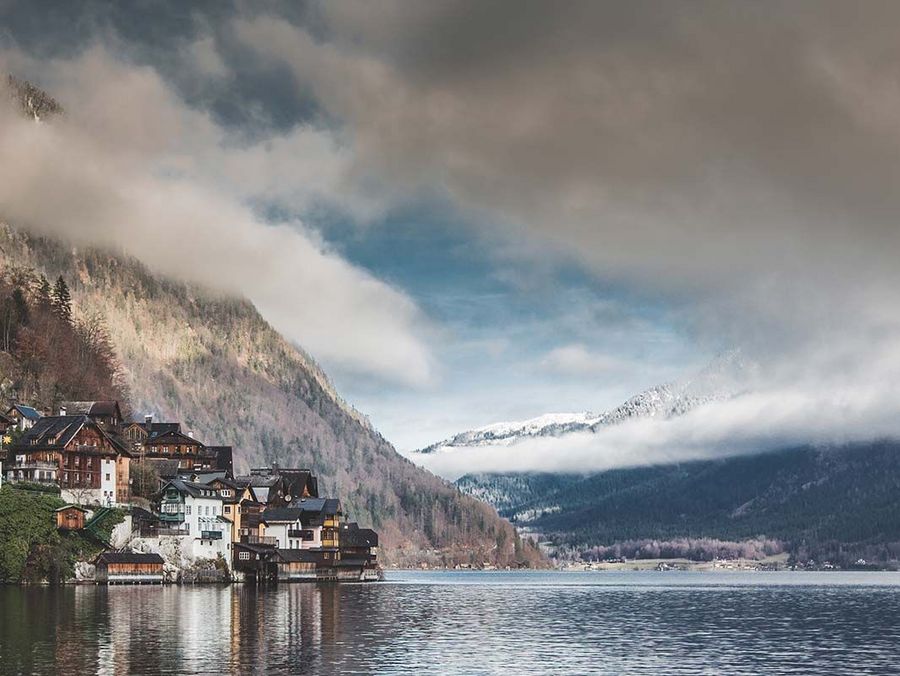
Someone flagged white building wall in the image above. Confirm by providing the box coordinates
[183,495,224,536]
[100,459,116,506]
[268,519,323,550]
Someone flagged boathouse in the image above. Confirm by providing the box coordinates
[94,552,165,584]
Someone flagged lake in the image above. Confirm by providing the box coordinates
[2,571,900,674]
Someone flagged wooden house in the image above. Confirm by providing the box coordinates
[94,552,164,584]
[275,549,318,581]
[55,505,88,531]
[5,404,41,432]
[7,415,131,504]
[339,522,379,568]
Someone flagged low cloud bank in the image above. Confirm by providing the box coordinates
[0,48,434,386]
[417,377,900,481]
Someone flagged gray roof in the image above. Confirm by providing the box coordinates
[9,404,41,420]
[162,479,222,499]
[340,523,379,548]
[276,549,319,563]
[260,507,302,524]
[146,459,180,478]
[96,552,164,564]
[13,415,129,455]
[61,401,122,418]
[290,497,342,515]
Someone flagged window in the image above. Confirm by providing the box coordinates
[186,505,192,515]
[224,506,231,514]
[239,551,250,560]
[105,473,111,481]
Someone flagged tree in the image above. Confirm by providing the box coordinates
[51,276,72,323]
[0,287,28,353]
[35,274,52,310]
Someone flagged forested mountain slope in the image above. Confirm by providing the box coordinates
[0,224,543,567]
[458,440,900,564]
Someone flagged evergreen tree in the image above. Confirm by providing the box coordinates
[51,275,72,323]
[35,274,51,310]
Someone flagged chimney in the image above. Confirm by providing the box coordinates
[144,414,153,431]
[58,405,66,416]
[187,430,194,439]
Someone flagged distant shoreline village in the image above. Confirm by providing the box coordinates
[0,400,380,584]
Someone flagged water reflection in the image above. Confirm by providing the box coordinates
[2,572,900,674]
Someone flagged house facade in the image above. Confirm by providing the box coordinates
[6,415,131,505]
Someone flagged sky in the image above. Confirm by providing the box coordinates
[2,1,900,470]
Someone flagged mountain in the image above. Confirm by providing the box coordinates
[0,227,543,569]
[417,349,747,455]
[456,440,900,565]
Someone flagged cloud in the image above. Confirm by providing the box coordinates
[417,378,900,481]
[540,344,627,378]
[0,47,434,386]
[231,3,900,468]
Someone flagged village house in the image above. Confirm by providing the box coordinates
[156,479,232,561]
[338,522,379,569]
[6,414,131,505]
[124,415,231,471]
[5,403,41,432]
[157,479,224,535]
[260,498,343,550]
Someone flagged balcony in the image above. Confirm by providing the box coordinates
[201,530,223,540]
[288,529,314,540]
[240,534,277,546]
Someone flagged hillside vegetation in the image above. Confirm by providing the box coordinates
[0,225,543,567]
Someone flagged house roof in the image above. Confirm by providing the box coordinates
[340,523,379,548]
[54,505,88,513]
[234,542,278,555]
[12,415,130,455]
[146,429,204,446]
[95,552,164,564]
[7,404,41,420]
[62,401,122,419]
[179,470,228,484]
[260,507,302,524]
[161,479,222,500]
[276,549,319,563]
[289,497,342,516]
[145,459,180,479]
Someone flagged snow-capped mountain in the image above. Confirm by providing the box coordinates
[415,349,749,456]
[417,411,600,454]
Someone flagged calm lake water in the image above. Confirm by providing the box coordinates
[2,570,900,674]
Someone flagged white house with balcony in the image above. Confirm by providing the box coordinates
[157,479,231,562]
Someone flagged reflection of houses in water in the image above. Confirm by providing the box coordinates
[37,582,386,673]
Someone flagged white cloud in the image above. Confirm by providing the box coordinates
[0,47,434,386]
[416,378,900,481]
[540,344,628,377]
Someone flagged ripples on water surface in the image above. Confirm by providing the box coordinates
[2,571,900,674]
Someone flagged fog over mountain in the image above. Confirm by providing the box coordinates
[3,2,900,472]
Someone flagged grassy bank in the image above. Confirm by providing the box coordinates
[0,485,123,583]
